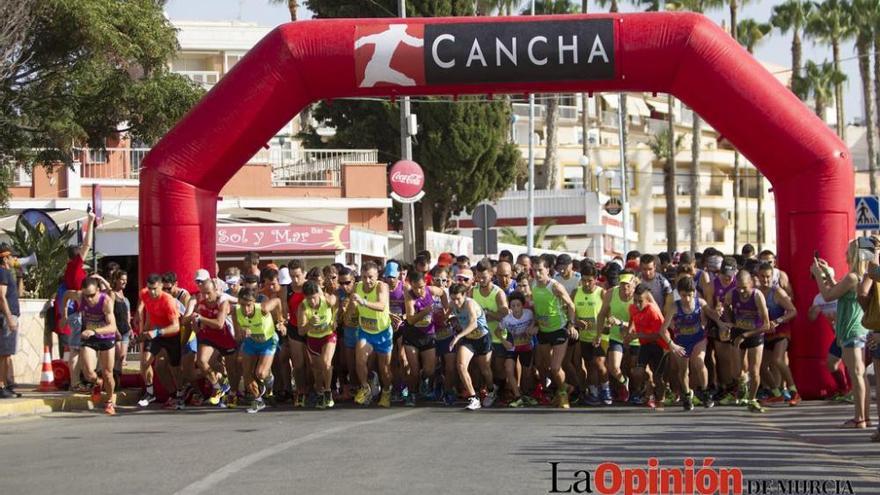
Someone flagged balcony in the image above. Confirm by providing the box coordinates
[78,148,149,182]
[248,148,378,187]
[175,70,219,89]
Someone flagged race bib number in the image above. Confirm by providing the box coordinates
[360,316,379,332]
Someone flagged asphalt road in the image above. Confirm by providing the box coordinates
[1,400,878,495]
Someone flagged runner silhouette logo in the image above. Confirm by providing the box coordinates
[355,24,426,88]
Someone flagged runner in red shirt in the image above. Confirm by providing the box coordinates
[184,272,234,406]
[625,284,669,409]
[136,274,181,408]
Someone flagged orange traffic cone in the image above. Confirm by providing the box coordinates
[37,345,58,392]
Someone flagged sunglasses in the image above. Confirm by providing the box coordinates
[436,278,449,283]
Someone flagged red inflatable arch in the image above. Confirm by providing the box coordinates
[139,13,853,398]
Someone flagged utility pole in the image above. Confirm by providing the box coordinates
[618,94,630,255]
[527,0,536,255]
[398,0,415,262]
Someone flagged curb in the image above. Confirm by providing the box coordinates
[0,390,140,419]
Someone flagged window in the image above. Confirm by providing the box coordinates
[224,52,246,73]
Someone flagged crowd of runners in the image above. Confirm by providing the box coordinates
[42,218,880,440]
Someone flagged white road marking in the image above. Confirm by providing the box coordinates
[175,409,422,495]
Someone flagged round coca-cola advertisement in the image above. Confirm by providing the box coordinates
[389,160,425,201]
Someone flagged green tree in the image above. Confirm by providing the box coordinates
[802,59,847,120]
[852,0,878,195]
[806,0,853,138]
[0,0,204,209]
[770,0,814,99]
[304,0,522,230]
[3,219,77,299]
[667,0,723,253]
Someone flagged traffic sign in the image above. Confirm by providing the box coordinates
[855,195,879,230]
[474,229,498,256]
[472,203,497,229]
[604,197,623,216]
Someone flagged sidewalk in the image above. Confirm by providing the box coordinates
[0,387,140,418]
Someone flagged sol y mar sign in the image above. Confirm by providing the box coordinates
[217,224,350,252]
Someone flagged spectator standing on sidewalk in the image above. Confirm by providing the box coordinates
[0,244,21,398]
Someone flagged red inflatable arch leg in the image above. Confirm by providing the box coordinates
[139,13,853,398]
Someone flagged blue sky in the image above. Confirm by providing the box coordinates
[166,0,865,123]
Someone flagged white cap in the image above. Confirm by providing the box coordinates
[278,267,292,285]
[194,269,210,282]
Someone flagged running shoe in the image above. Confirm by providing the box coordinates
[189,392,204,407]
[663,393,678,408]
[292,392,306,408]
[443,392,457,406]
[137,392,156,408]
[247,398,266,414]
[558,391,571,409]
[630,393,645,406]
[508,396,525,408]
[782,389,792,401]
[718,393,739,406]
[162,397,178,410]
[482,390,497,408]
[747,399,766,413]
[90,381,103,404]
[315,395,327,410]
[699,391,715,409]
[647,398,657,410]
[324,392,335,409]
[182,385,195,405]
[692,394,703,407]
[617,379,630,403]
[419,378,431,399]
[788,392,801,406]
[763,394,785,404]
[584,392,601,406]
[600,386,613,406]
[104,402,116,416]
[208,383,231,406]
[354,386,371,406]
[683,391,694,411]
[378,389,392,408]
[756,388,770,401]
[226,394,240,409]
[835,392,855,403]
[465,396,481,411]
[404,394,416,407]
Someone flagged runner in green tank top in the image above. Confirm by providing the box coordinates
[530,256,577,409]
[473,260,508,407]
[351,262,394,408]
[597,272,637,403]
[298,280,339,409]
[573,264,611,405]
[233,287,284,414]
[812,240,872,431]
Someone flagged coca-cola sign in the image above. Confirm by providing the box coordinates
[389,160,425,202]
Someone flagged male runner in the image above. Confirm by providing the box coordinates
[352,262,394,407]
[136,274,181,408]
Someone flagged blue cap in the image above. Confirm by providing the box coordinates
[383,261,400,278]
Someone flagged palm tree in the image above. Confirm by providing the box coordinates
[737,18,771,249]
[478,0,521,15]
[803,60,847,120]
[499,219,562,248]
[648,131,685,252]
[268,0,297,21]
[668,0,724,253]
[524,1,579,190]
[852,0,878,195]
[806,0,853,138]
[728,0,754,43]
[770,0,814,99]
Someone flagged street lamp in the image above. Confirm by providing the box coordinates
[579,154,591,191]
